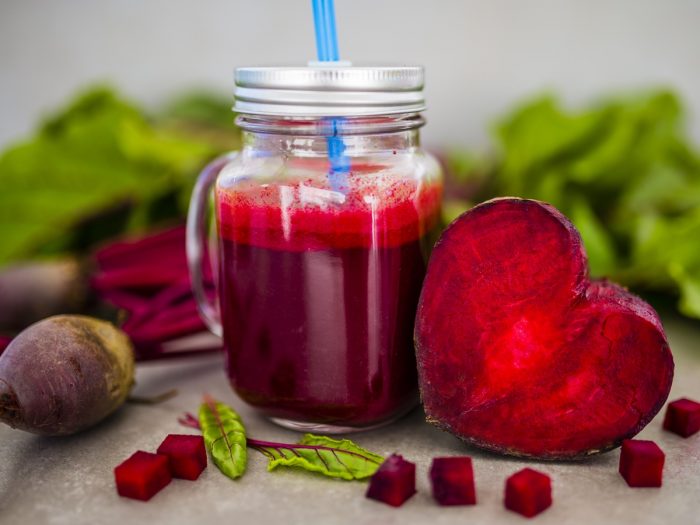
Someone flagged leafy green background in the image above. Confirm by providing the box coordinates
[1,86,699,319]
[445,90,700,319]
[0,87,237,264]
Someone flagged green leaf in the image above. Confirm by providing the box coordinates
[569,196,617,277]
[494,95,605,195]
[442,199,472,225]
[447,88,700,318]
[198,398,247,480]
[161,91,236,128]
[0,86,223,265]
[249,434,384,481]
[671,264,700,318]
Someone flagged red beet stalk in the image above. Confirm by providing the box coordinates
[178,413,201,430]
[95,226,188,271]
[127,300,205,345]
[91,225,219,361]
[91,264,188,294]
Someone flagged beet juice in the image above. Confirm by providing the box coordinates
[187,66,442,431]
[216,167,441,429]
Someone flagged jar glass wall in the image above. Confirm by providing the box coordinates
[215,113,442,432]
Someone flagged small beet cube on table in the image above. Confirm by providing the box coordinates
[619,439,664,487]
[429,456,476,505]
[157,434,207,480]
[663,398,700,438]
[366,454,416,507]
[504,468,552,518]
[114,451,172,501]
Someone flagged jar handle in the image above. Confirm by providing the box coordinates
[186,152,238,337]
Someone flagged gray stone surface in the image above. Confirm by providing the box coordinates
[1,314,699,525]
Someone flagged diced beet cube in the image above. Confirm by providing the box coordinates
[504,468,552,518]
[429,456,476,506]
[663,398,700,438]
[619,439,664,487]
[156,434,207,480]
[366,454,416,507]
[114,451,172,501]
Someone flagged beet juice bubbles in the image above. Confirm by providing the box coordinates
[188,67,442,432]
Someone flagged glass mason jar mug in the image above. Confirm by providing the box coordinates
[187,66,442,432]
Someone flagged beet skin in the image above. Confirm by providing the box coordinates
[0,315,135,435]
[0,258,88,333]
[415,198,674,459]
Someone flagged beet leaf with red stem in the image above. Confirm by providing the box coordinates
[181,399,384,481]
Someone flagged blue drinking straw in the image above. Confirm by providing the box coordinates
[311,0,349,192]
[312,0,339,61]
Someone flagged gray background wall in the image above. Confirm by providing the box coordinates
[1,0,699,149]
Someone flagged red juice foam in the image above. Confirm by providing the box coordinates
[216,165,442,427]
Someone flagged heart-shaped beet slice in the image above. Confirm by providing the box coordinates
[415,198,674,459]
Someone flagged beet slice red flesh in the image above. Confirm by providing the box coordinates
[114,451,172,501]
[429,456,476,506]
[504,468,552,517]
[618,439,664,487]
[365,454,416,507]
[663,398,700,438]
[157,434,207,480]
[415,198,674,459]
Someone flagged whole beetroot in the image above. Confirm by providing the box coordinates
[0,315,134,435]
[0,258,89,333]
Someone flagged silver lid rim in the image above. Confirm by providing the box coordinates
[233,101,427,117]
[233,66,425,117]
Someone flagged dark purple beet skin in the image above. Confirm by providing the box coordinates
[91,226,219,361]
[0,316,134,436]
[415,198,674,459]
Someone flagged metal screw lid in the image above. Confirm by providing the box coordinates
[233,66,425,117]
